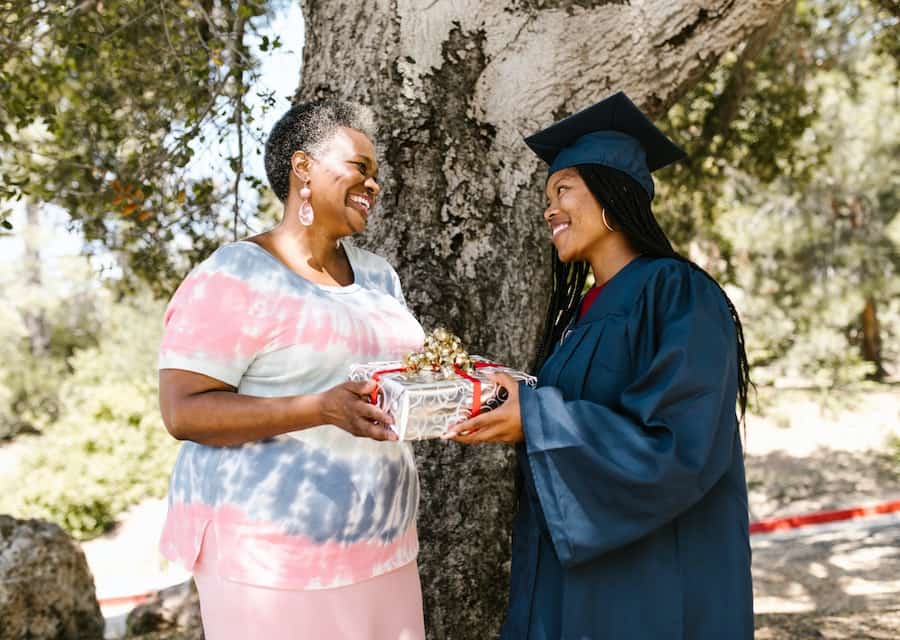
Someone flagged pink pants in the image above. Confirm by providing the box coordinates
[193,527,426,640]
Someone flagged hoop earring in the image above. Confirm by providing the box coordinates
[298,180,314,226]
[601,209,614,233]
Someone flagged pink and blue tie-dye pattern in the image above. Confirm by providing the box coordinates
[158,240,425,590]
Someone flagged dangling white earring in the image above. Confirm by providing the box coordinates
[298,180,314,226]
[601,209,614,233]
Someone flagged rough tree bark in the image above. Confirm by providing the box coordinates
[297,1,791,637]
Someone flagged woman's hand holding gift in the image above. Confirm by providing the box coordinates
[319,380,398,441]
[444,372,524,444]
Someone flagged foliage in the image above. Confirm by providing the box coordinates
[721,53,900,385]
[890,434,900,466]
[657,0,899,242]
[0,280,179,539]
[656,0,899,383]
[656,0,823,254]
[0,0,288,295]
[0,256,100,439]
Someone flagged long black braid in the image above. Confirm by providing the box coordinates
[534,164,752,423]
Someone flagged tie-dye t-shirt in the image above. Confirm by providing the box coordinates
[158,240,426,590]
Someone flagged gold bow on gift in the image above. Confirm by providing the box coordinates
[370,328,505,419]
[402,327,473,377]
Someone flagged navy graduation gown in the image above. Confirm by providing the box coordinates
[504,256,753,640]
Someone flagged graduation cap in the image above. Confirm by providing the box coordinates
[524,91,686,200]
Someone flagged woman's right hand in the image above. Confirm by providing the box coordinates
[318,380,398,441]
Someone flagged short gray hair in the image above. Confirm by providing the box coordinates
[264,100,376,202]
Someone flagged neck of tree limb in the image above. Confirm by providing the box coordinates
[697,1,793,156]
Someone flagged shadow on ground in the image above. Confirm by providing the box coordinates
[748,442,900,637]
[756,608,900,639]
[753,518,900,614]
[746,447,900,521]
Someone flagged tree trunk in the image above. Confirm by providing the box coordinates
[298,1,792,637]
[23,202,49,357]
[861,297,884,380]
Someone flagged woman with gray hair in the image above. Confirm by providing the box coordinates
[157,100,426,639]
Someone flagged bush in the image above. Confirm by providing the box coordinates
[0,257,100,440]
[0,289,179,539]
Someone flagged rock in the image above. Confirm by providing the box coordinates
[0,514,104,640]
[125,579,203,639]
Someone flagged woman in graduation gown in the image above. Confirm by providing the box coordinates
[446,92,754,640]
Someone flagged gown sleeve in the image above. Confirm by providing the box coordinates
[519,262,740,568]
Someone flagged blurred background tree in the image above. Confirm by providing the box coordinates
[0,0,287,294]
[0,235,176,539]
[656,0,899,385]
[0,0,291,536]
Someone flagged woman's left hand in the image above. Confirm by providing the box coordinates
[443,372,524,444]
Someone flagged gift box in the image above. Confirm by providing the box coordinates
[348,356,537,441]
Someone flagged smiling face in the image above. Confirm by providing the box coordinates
[543,167,610,263]
[295,126,380,236]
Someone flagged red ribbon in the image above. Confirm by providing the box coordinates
[453,365,482,418]
[369,367,408,405]
[369,360,502,418]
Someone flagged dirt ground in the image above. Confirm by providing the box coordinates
[745,386,900,638]
[744,387,900,520]
[756,608,900,639]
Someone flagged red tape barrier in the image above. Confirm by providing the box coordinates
[98,591,152,609]
[98,500,900,609]
[749,499,900,535]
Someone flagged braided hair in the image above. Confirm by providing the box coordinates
[534,164,751,423]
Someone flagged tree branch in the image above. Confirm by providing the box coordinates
[697,1,793,153]
[231,3,248,241]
